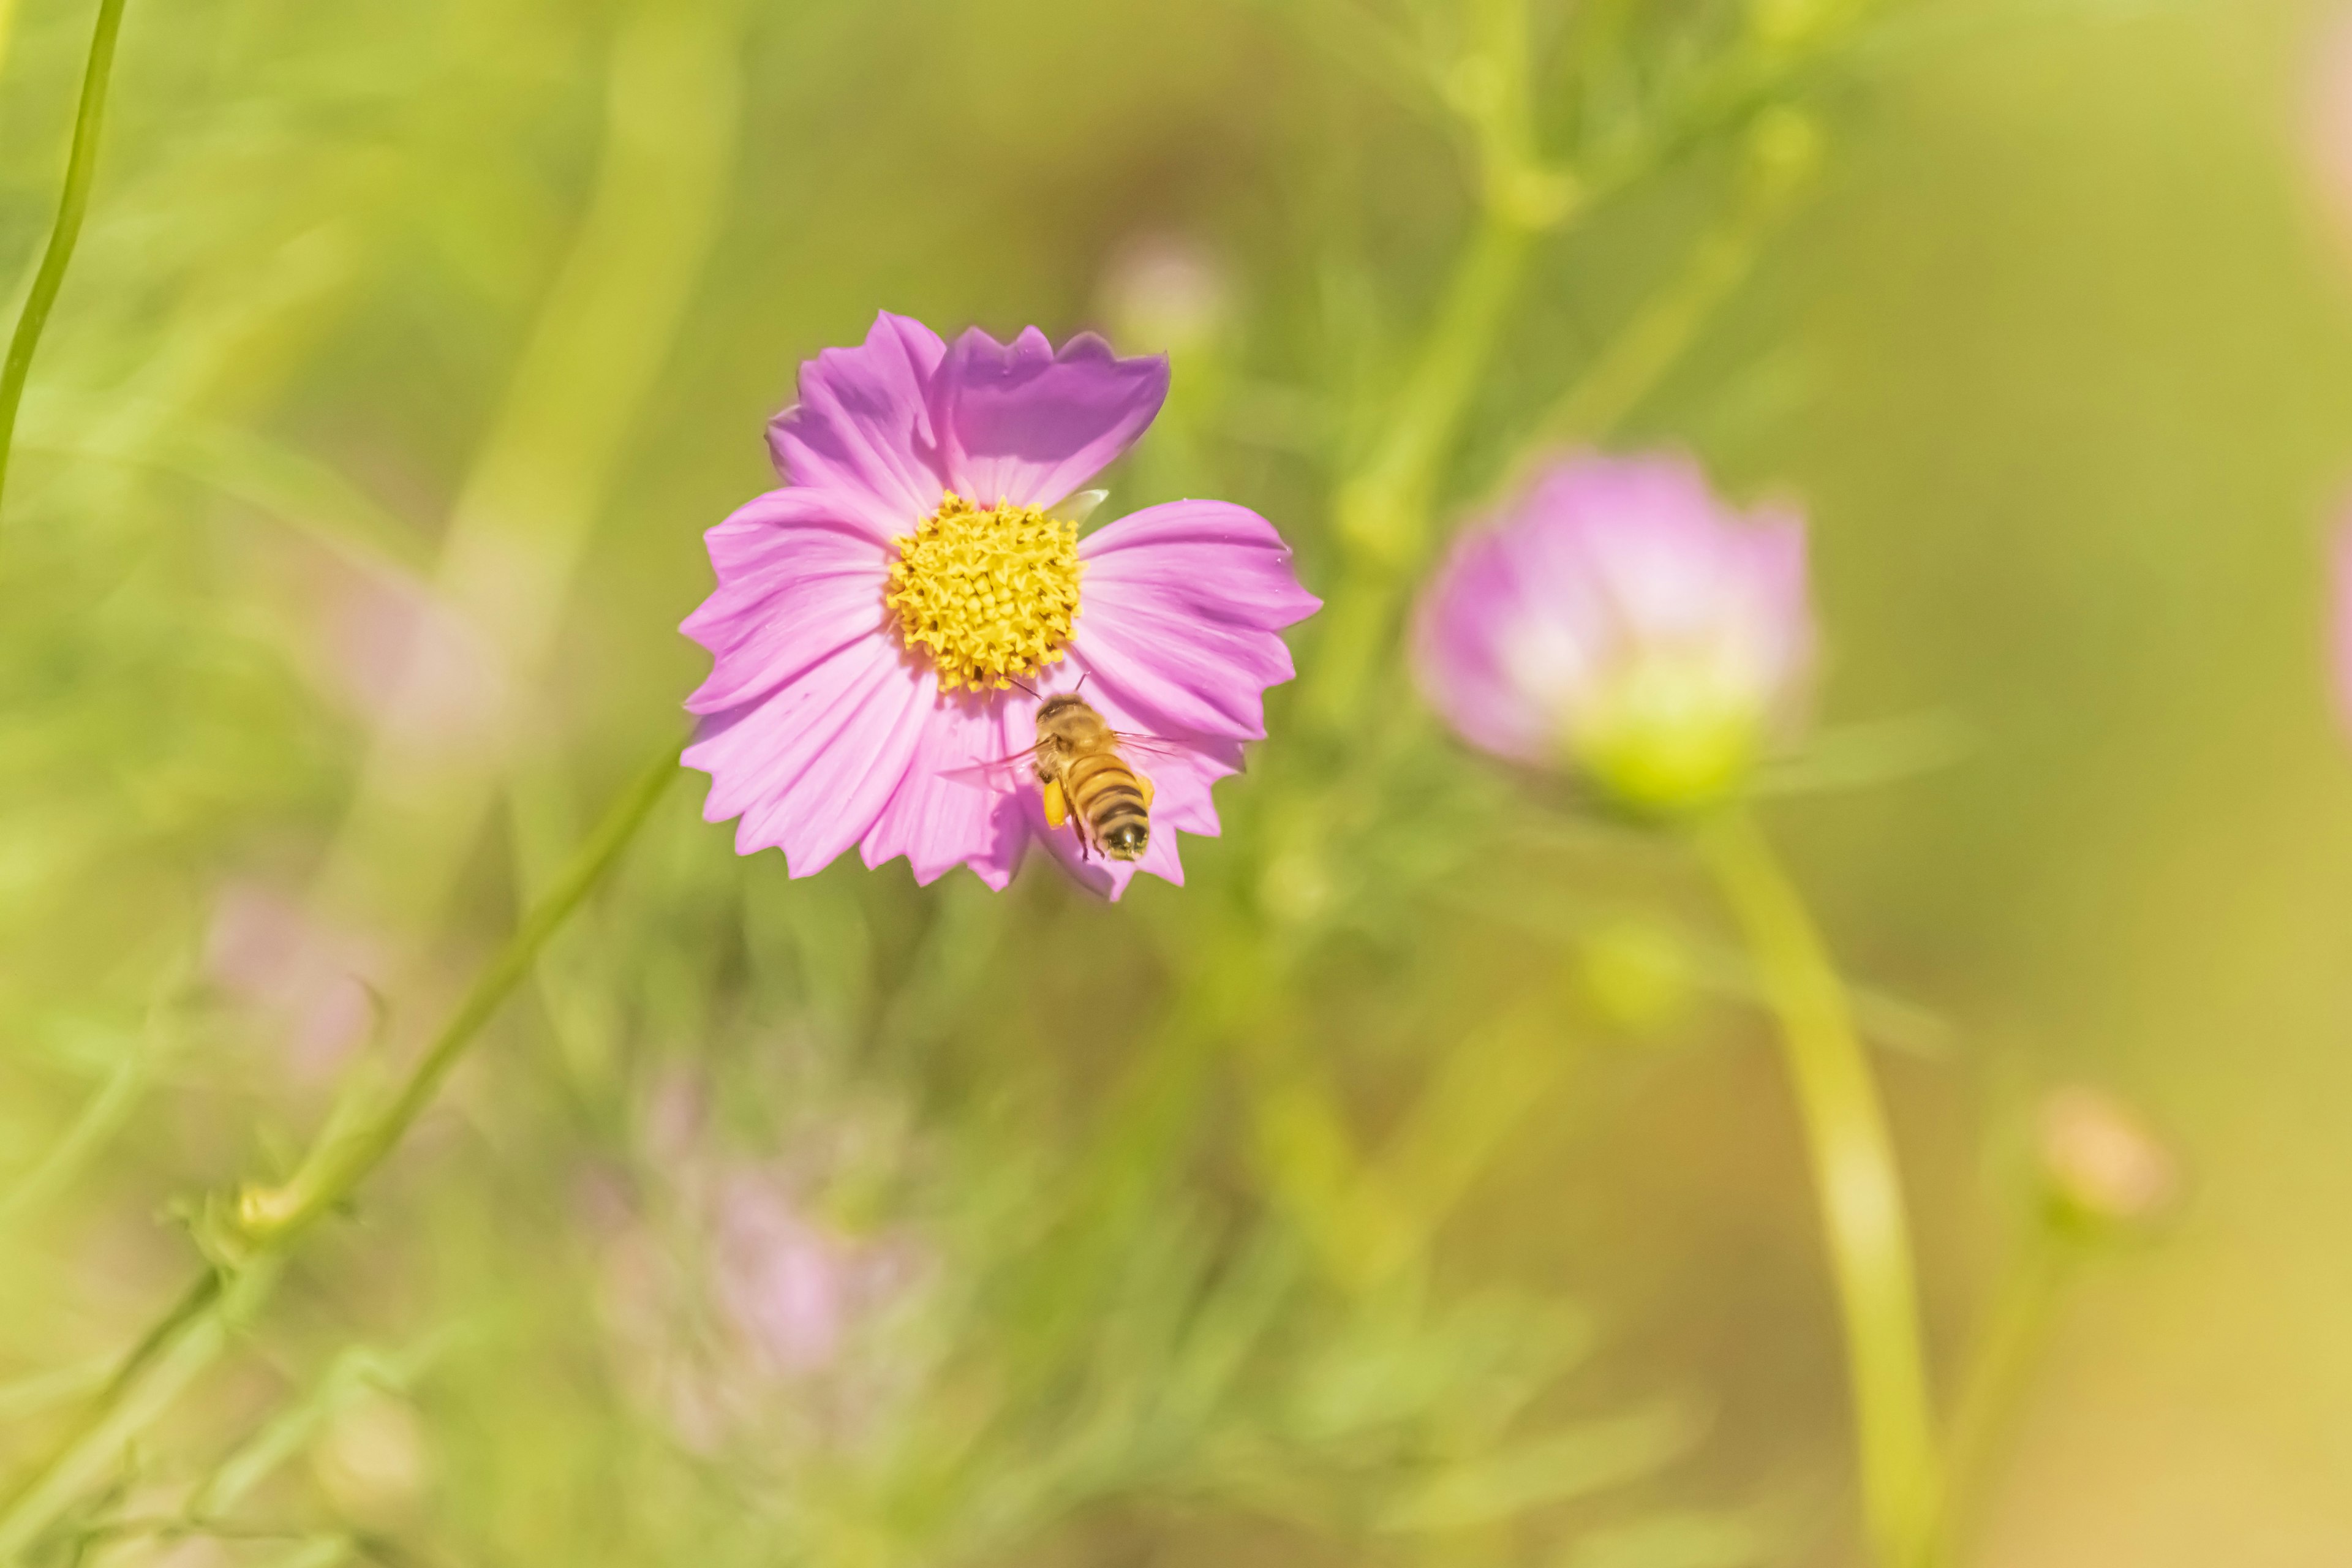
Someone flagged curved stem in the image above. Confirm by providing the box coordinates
[1694,809,1939,1566]
[0,0,130,528]
[0,744,679,1558]
[1934,1229,2075,1564]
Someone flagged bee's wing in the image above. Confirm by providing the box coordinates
[938,743,1047,791]
[1109,731,1233,766]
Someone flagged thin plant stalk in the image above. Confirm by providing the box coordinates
[0,0,130,526]
[0,745,680,1558]
[1306,0,1564,733]
[1303,0,1879,733]
[1531,112,1820,451]
[1932,1228,2076,1564]
[1309,209,1537,729]
[1693,809,1940,1566]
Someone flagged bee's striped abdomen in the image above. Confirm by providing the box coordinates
[1065,750,1151,861]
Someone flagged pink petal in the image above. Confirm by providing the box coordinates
[1412,527,1566,763]
[684,641,869,825]
[1073,499,1317,742]
[766,313,949,535]
[747,655,934,876]
[1060,608,1284,749]
[1080,499,1322,633]
[859,690,1030,888]
[685,638,927,875]
[682,491,894,716]
[935,326,1168,510]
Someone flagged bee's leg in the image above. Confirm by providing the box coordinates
[1041,778,1069,829]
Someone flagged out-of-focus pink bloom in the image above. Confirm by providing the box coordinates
[709,1170,888,1376]
[1097,233,1234,356]
[680,312,1319,900]
[1412,453,1814,815]
[590,1081,928,1458]
[203,881,388,1076]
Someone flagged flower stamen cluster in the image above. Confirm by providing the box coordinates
[886,492,1082,691]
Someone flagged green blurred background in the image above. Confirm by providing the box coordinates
[1,0,2348,1564]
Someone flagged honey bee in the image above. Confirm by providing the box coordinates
[956,689,1180,862]
[1030,692,1163,861]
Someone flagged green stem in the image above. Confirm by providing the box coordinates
[1532,122,1815,450]
[0,0,129,527]
[1336,210,1535,568]
[1301,0,1566,734]
[1933,1229,2076,1564]
[0,1266,258,1564]
[0,0,24,80]
[0,1041,151,1223]
[0,744,679,1559]
[245,744,680,1245]
[1308,210,1535,733]
[1694,809,1939,1567]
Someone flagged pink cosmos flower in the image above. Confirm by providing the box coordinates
[1412,453,1813,814]
[682,312,1319,900]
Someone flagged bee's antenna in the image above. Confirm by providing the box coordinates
[1073,672,1090,696]
[1006,677,1040,699]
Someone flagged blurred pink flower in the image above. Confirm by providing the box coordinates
[1412,453,1813,814]
[591,1079,929,1457]
[680,311,1319,900]
[1097,233,1234,355]
[709,1170,895,1376]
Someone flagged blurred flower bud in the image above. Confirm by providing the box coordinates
[2035,1086,2182,1234]
[1412,453,1814,817]
[1741,107,1824,205]
[1749,0,1842,49]
[1574,917,1695,1035]
[312,1389,432,1518]
[1096,233,1233,358]
[1260,843,1335,927]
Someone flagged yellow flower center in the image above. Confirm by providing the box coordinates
[886,492,1083,692]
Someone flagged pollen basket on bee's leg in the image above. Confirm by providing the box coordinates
[886,492,1084,691]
